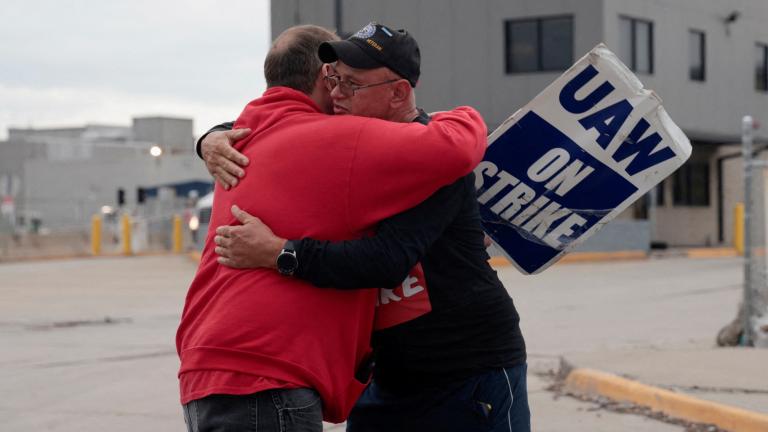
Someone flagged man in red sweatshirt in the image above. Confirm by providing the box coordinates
[199,22,530,432]
[175,24,487,431]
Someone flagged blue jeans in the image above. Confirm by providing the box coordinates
[183,388,322,432]
[347,363,530,432]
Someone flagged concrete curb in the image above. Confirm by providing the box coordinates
[488,247,739,267]
[559,250,648,263]
[488,251,648,267]
[686,247,739,259]
[564,368,768,432]
[0,250,174,264]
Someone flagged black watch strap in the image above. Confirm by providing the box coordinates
[277,240,299,276]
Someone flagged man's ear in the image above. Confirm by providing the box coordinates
[315,68,327,88]
[316,63,334,90]
[390,80,412,107]
[311,69,328,97]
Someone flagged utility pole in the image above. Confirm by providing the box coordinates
[742,115,755,346]
[335,0,342,33]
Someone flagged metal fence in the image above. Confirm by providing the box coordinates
[0,198,201,262]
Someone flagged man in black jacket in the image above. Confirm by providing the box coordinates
[200,22,529,432]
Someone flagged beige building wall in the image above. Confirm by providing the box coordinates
[271,0,768,247]
[720,147,744,247]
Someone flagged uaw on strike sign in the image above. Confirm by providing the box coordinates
[477,44,692,274]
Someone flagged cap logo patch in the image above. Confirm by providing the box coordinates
[354,23,376,39]
[366,39,383,51]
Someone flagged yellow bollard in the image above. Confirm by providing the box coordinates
[121,213,133,255]
[91,214,102,256]
[173,215,183,253]
[734,203,744,255]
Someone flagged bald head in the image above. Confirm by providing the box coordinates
[264,25,339,94]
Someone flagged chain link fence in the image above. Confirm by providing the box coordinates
[743,116,768,347]
[0,198,203,262]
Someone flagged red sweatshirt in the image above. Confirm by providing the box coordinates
[176,87,486,422]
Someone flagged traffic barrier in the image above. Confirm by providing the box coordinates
[734,202,744,255]
[121,214,132,255]
[91,215,102,256]
[173,215,183,254]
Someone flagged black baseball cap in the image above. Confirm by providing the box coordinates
[318,22,421,87]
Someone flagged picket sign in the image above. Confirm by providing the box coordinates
[477,44,692,274]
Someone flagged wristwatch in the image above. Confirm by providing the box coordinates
[276,240,298,276]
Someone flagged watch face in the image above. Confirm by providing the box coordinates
[277,251,298,274]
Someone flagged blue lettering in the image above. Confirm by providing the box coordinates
[578,100,633,149]
[615,118,676,175]
[559,65,615,114]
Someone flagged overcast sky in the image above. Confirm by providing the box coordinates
[0,0,271,140]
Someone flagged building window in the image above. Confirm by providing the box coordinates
[689,30,706,81]
[655,181,665,206]
[757,43,768,92]
[619,16,654,74]
[505,16,573,73]
[633,183,665,219]
[673,160,710,206]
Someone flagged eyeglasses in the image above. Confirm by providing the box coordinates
[323,74,400,96]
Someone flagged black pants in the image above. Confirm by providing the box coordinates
[183,388,322,432]
[347,364,530,432]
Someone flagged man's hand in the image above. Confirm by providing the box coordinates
[214,205,286,269]
[201,129,251,190]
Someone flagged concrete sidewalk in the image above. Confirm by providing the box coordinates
[561,348,768,431]
[496,254,768,431]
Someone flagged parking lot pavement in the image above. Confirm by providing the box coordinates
[1,256,192,432]
[0,255,746,431]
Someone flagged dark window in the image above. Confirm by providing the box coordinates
[634,183,665,219]
[673,161,710,206]
[756,43,768,92]
[505,16,573,73]
[689,30,706,81]
[619,16,654,74]
[655,181,665,206]
[199,207,212,224]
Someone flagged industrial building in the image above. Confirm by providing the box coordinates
[272,0,768,248]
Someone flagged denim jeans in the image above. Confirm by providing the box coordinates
[347,363,530,432]
[183,388,322,432]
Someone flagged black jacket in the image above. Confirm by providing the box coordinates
[199,114,526,390]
